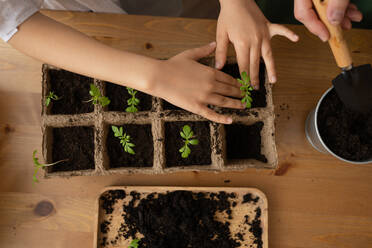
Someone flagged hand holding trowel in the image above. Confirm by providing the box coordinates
[312,0,372,113]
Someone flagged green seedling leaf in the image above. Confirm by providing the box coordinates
[128,239,139,248]
[125,87,140,113]
[179,125,199,158]
[32,149,67,183]
[86,84,111,107]
[238,71,254,109]
[112,125,136,155]
[45,91,60,107]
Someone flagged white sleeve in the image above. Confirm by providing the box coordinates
[0,0,42,42]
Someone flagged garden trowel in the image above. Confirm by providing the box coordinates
[313,0,372,113]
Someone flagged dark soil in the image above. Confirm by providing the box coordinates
[164,121,211,167]
[48,69,94,115]
[162,100,183,111]
[317,89,372,161]
[221,63,267,112]
[121,190,240,248]
[107,124,153,168]
[50,126,95,172]
[100,190,126,214]
[105,82,153,112]
[225,122,267,163]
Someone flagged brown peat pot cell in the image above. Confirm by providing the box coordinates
[164,121,212,167]
[106,124,154,168]
[41,56,277,178]
[105,82,153,112]
[47,126,95,173]
[95,186,268,248]
[45,68,94,115]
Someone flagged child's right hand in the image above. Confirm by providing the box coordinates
[149,42,244,124]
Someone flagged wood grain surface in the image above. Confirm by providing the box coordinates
[0,10,371,248]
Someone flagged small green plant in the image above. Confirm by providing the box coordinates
[45,91,60,107]
[32,150,67,183]
[112,125,135,155]
[126,87,140,113]
[85,84,110,107]
[238,71,254,109]
[128,239,139,248]
[179,125,199,158]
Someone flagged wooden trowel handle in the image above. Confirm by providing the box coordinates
[312,0,353,69]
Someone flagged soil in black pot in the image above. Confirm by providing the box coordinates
[50,126,95,172]
[105,82,152,112]
[225,122,267,163]
[120,190,241,248]
[48,69,94,115]
[317,89,372,161]
[221,63,267,110]
[165,121,211,167]
[107,124,153,168]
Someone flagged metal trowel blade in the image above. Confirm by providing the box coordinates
[332,64,372,113]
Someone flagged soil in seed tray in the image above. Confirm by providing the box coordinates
[165,121,211,167]
[105,82,152,112]
[48,69,94,115]
[162,100,183,111]
[225,122,267,163]
[317,89,372,161]
[221,63,267,110]
[100,190,258,248]
[107,124,153,168]
[50,126,95,172]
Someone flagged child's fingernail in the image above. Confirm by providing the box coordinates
[215,61,222,69]
[293,34,299,41]
[320,34,328,42]
[209,41,217,47]
[270,76,277,83]
[330,11,343,25]
[227,117,233,124]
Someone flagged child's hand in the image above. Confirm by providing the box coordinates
[295,0,362,42]
[150,42,244,124]
[216,0,299,88]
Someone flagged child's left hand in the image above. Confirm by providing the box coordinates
[216,0,299,88]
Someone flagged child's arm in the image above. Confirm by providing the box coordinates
[9,12,243,124]
[294,0,362,42]
[215,0,299,89]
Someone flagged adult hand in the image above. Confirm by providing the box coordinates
[151,42,244,124]
[216,0,299,89]
[294,0,363,42]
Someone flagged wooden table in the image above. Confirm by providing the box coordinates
[0,11,371,248]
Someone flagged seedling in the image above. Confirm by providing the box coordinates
[179,125,199,158]
[126,87,140,113]
[112,125,135,155]
[45,91,60,107]
[238,71,254,109]
[32,149,67,183]
[128,239,139,248]
[85,84,110,107]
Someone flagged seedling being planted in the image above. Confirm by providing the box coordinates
[126,87,140,113]
[238,71,254,109]
[112,125,135,154]
[179,125,199,158]
[85,84,110,107]
[32,149,67,183]
[45,91,60,107]
[128,239,139,248]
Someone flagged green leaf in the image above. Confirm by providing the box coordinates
[90,84,100,97]
[126,146,135,155]
[134,98,140,105]
[180,131,186,139]
[189,139,199,145]
[128,239,139,248]
[45,98,51,107]
[183,125,191,136]
[245,101,252,109]
[112,126,120,136]
[241,71,250,83]
[119,127,123,136]
[127,143,135,147]
[99,97,110,107]
[179,146,186,153]
[182,146,191,158]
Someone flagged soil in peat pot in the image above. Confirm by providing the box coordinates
[164,121,211,167]
[317,89,372,161]
[99,190,264,248]
[50,126,95,172]
[105,82,153,112]
[107,124,153,168]
[225,122,268,163]
[221,63,267,110]
[48,69,94,115]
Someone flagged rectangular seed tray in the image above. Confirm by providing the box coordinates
[41,57,277,178]
[94,186,268,248]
